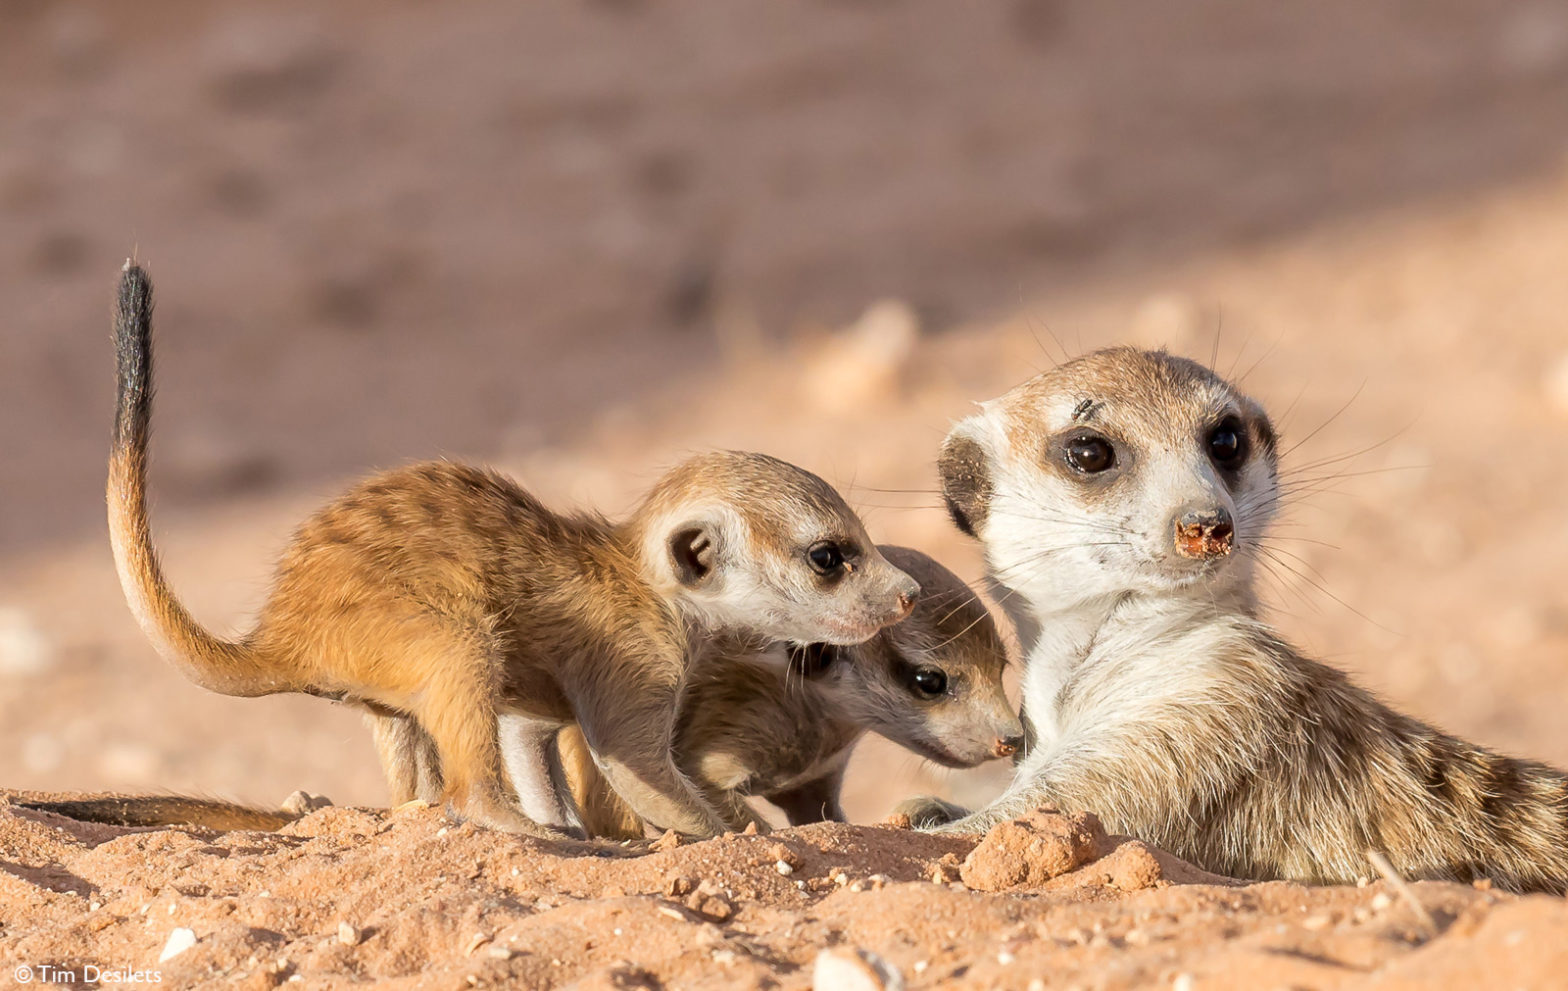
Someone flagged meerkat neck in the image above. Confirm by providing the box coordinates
[1017,583,1256,749]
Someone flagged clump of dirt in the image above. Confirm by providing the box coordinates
[4,790,1567,990]
[959,808,1108,891]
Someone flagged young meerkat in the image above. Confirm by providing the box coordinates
[899,347,1568,893]
[108,264,919,840]
[395,546,1023,837]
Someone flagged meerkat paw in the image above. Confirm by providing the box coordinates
[892,795,970,830]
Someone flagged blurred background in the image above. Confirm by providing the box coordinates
[2,1,1567,823]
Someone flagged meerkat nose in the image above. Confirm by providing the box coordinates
[993,735,1022,758]
[1173,506,1235,559]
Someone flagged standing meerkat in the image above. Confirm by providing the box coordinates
[108,263,919,840]
[394,546,1023,837]
[900,347,1568,893]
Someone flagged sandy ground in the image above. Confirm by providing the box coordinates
[4,2,1568,987]
[5,795,1568,990]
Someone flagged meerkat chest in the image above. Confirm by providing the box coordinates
[1019,607,1236,769]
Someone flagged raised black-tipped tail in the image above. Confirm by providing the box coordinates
[107,262,273,697]
[114,261,154,453]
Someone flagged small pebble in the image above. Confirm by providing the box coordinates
[775,860,796,876]
[336,921,361,946]
[158,927,197,963]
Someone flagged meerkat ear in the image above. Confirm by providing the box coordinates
[938,428,993,539]
[668,524,719,588]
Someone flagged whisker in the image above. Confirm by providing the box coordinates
[1280,381,1366,460]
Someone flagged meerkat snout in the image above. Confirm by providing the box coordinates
[1172,505,1234,560]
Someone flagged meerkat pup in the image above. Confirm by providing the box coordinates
[396,546,1022,837]
[898,347,1568,893]
[108,263,919,840]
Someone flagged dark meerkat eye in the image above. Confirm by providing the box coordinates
[910,666,948,698]
[1064,435,1116,474]
[1208,416,1248,466]
[807,541,845,575]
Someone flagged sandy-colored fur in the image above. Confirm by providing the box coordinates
[20,797,297,832]
[909,346,1568,893]
[550,547,1021,839]
[107,264,918,840]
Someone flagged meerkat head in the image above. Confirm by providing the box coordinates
[797,546,1022,767]
[939,348,1279,614]
[636,452,920,645]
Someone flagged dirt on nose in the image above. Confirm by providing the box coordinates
[1175,519,1234,559]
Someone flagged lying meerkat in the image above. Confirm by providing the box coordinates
[393,546,1023,837]
[108,263,919,840]
[899,347,1568,893]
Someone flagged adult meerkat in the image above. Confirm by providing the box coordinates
[900,347,1568,893]
[393,547,1023,837]
[108,263,919,840]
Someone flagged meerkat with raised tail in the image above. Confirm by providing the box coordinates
[108,263,919,840]
[393,546,1022,837]
[899,347,1568,893]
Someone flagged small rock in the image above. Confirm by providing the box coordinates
[651,829,682,853]
[159,927,198,963]
[1101,840,1164,891]
[664,876,695,898]
[486,946,515,961]
[775,861,795,876]
[770,844,802,868]
[929,860,960,884]
[1370,892,1393,911]
[336,921,361,946]
[742,820,761,835]
[960,809,1108,891]
[812,946,905,991]
[685,881,735,922]
[281,791,333,816]
[463,933,491,955]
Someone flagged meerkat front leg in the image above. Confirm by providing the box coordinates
[897,769,1068,834]
[497,712,581,836]
[571,667,727,838]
